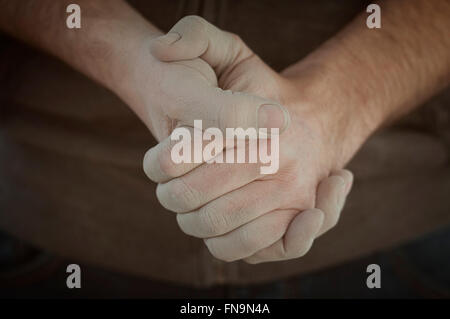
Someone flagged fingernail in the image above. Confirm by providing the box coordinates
[157,32,181,45]
[257,104,290,133]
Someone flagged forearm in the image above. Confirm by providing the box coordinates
[283,0,450,166]
[0,0,161,99]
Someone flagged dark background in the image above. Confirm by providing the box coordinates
[1,227,449,298]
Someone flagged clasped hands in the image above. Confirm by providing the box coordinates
[138,16,353,263]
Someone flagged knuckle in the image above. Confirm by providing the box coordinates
[228,32,253,60]
[157,142,178,178]
[204,239,232,262]
[229,32,242,43]
[220,197,243,224]
[297,239,314,258]
[238,228,259,254]
[166,178,200,212]
[155,183,170,209]
[276,250,288,260]
[228,32,252,53]
[268,217,290,239]
[323,214,339,233]
[198,205,226,237]
[217,96,239,130]
[297,247,311,259]
[176,213,194,237]
[181,15,207,31]
[276,171,300,191]
[268,244,288,261]
[228,32,245,48]
[176,179,200,211]
[328,213,340,228]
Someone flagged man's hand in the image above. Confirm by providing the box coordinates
[2,0,448,264]
[245,169,353,264]
[119,38,289,141]
[0,0,289,143]
[144,16,357,262]
[145,0,450,262]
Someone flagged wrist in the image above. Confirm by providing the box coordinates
[51,0,162,101]
[282,61,381,169]
[78,17,163,132]
[85,24,162,96]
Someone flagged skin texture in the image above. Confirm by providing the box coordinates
[144,17,355,262]
[0,0,449,263]
[0,0,348,264]
[116,44,290,142]
[144,2,450,263]
[0,0,289,142]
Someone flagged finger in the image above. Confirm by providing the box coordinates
[151,16,290,133]
[315,169,353,237]
[204,209,298,262]
[154,135,278,212]
[143,126,225,183]
[156,158,260,213]
[244,208,324,264]
[168,83,290,134]
[176,179,288,237]
[150,15,251,75]
[244,170,353,264]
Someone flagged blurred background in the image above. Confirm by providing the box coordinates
[1,227,450,298]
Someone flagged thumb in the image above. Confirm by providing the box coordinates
[174,85,290,135]
[150,15,252,74]
[152,16,290,134]
[315,169,354,237]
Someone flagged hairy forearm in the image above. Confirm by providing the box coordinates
[0,0,161,94]
[284,0,450,166]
